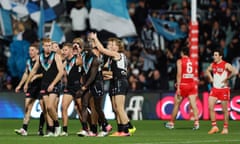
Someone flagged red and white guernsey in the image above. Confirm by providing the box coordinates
[180,56,196,83]
[212,60,229,88]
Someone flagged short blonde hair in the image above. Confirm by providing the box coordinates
[42,37,52,44]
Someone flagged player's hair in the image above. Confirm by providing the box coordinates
[73,37,84,48]
[63,43,73,49]
[213,49,223,56]
[42,37,52,44]
[30,43,39,51]
[181,47,189,56]
[107,37,125,52]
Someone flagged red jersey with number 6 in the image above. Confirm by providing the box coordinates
[180,56,197,83]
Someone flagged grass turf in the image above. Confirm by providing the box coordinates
[0,119,239,144]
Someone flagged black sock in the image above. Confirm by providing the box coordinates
[101,122,108,132]
[90,124,97,134]
[53,120,59,127]
[118,124,123,132]
[82,122,88,131]
[23,124,28,131]
[39,112,45,131]
[127,122,133,129]
[63,126,68,133]
[123,124,129,133]
[49,126,54,133]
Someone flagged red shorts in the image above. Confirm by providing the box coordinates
[209,87,230,101]
[178,82,197,97]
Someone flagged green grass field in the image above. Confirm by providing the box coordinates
[0,119,239,144]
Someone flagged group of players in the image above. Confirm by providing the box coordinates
[14,32,136,137]
[13,31,236,136]
[164,47,236,135]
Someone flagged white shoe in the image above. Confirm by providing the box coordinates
[60,131,68,136]
[193,124,200,130]
[43,132,54,137]
[97,131,108,137]
[15,128,28,136]
[54,126,61,137]
[77,130,89,137]
[164,122,174,129]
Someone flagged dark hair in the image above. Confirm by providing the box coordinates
[213,49,223,56]
[30,43,39,51]
[181,47,189,56]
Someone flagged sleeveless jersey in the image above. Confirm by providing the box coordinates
[39,52,58,84]
[65,55,81,86]
[82,52,103,80]
[110,53,128,79]
[26,58,42,84]
[180,56,196,83]
[212,60,229,88]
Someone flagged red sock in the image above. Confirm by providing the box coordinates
[211,121,217,127]
[223,123,228,128]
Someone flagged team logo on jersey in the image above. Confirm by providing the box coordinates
[65,57,76,75]
[82,55,93,74]
[40,52,55,71]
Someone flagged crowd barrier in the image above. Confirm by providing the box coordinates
[0,91,240,120]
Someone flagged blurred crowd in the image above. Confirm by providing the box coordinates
[0,0,240,92]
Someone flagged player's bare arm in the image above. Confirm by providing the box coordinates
[223,63,237,83]
[15,68,29,93]
[89,32,120,60]
[23,57,40,92]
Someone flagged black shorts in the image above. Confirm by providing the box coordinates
[109,78,128,97]
[90,80,104,98]
[40,82,60,97]
[25,83,41,99]
[63,85,81,98]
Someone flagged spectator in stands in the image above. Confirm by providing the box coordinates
[133,0,148,36]
[232,57,240,89]
[147,69,168,90]
[70,0,88,39]
[211,21,226,47]
[0,67,12,91]
[154,49,169,90]
[141,19,159,50]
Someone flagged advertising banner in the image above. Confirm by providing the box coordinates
[1,91,240,120]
